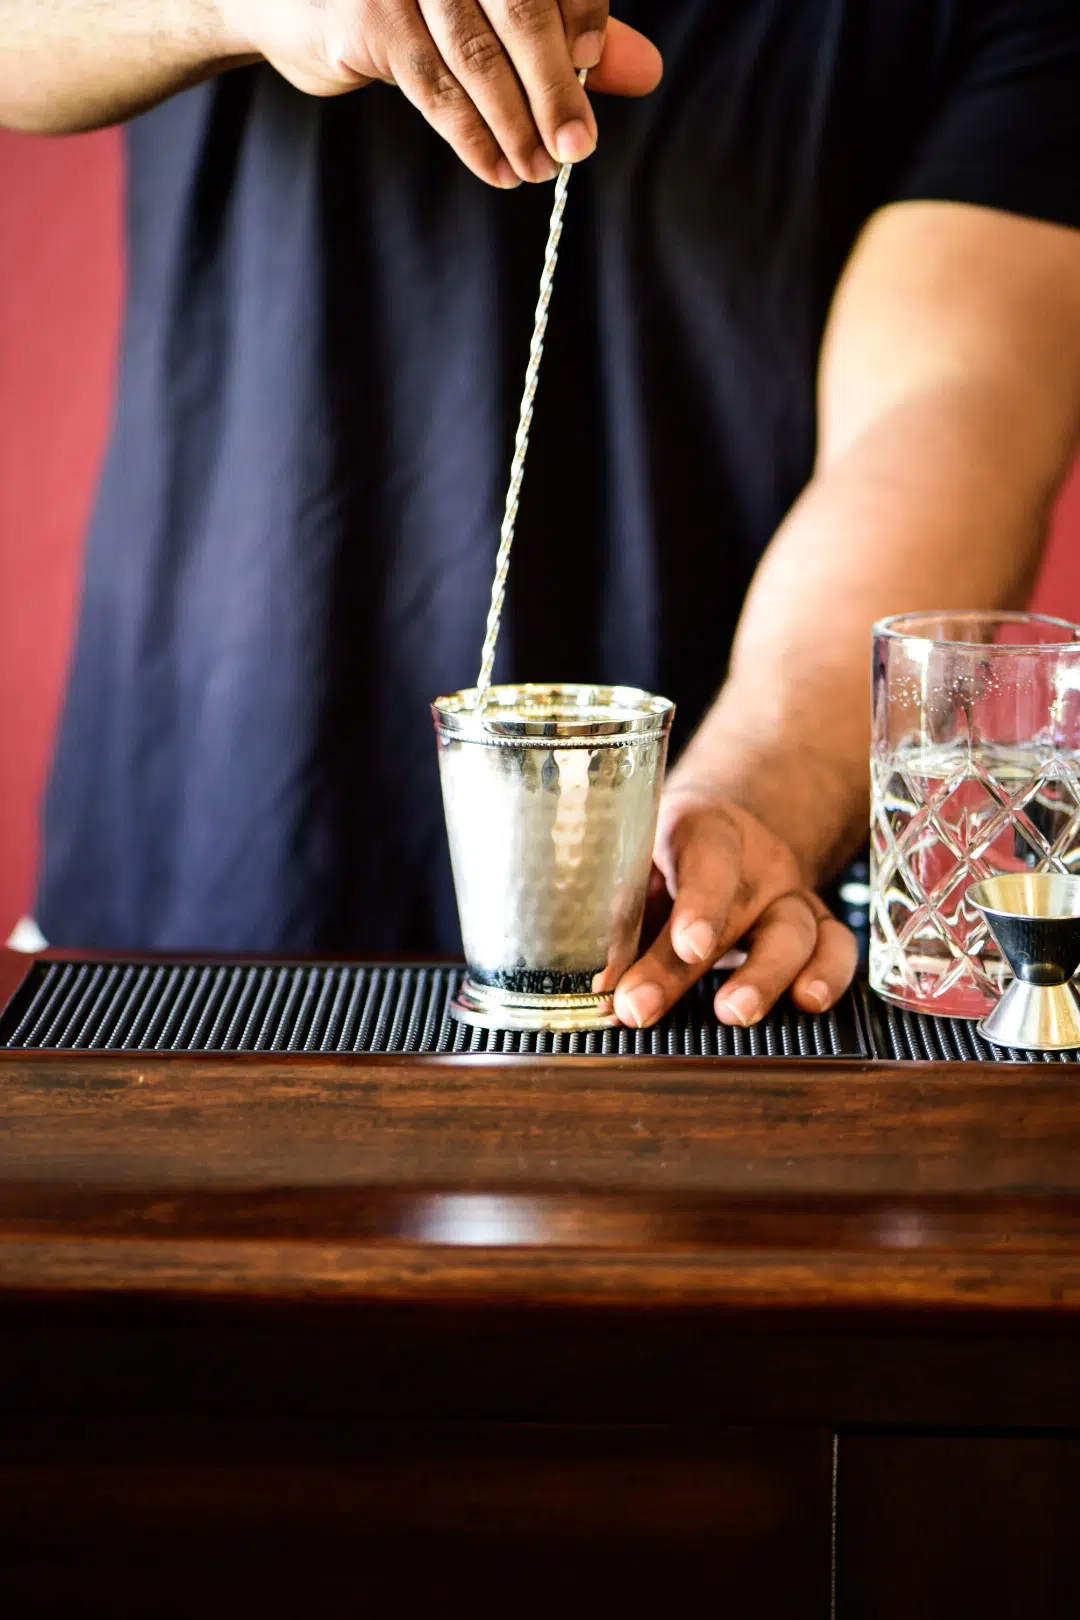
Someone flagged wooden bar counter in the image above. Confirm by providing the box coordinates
[1,951,1079,1616]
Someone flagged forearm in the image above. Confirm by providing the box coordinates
[0,0,250,133]
[671,383,1071,884]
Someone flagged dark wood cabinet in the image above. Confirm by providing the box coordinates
[838,1437,1080,1620]
[4,948,1080,1615]
[0,1421,833,1617]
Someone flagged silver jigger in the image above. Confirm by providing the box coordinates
[968,874,1080,1051]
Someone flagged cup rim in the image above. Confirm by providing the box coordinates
[968,873,1080,921]
[432,682,675,743]
[873,609,1080,652]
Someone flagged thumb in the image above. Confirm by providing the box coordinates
[586,21,664,97]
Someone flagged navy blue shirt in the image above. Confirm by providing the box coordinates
[39,0,1080,952]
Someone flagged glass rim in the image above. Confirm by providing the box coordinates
[873,609,1080,652]
[432,681,674,744]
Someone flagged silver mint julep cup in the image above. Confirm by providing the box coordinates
[432,684,676,1031]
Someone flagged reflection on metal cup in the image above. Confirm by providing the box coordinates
[432,683,675,1030]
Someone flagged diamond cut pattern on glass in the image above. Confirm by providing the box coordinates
[871,746,1080,1017]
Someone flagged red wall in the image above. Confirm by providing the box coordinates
[1031,474,1080,619]
[0,129,122,937]
[1,129,1079,937]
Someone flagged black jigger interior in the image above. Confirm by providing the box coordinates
[968,874,1080,1051]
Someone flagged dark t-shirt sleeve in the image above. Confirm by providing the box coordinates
[891,0,1080,233]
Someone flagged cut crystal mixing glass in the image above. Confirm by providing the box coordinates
[870,611,1080,1019]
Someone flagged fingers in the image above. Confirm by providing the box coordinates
[391,42,513,186]
[416,0,548,183]
[412,5,661,185]
[614,791,857,1031]
[309,4,660,188]
[715,895,858,1028]
[616,880,857,1033]
[613,920,709,1030]
[713,892,819,1027]
[791,908,860,1015]
[613,811,744,1028]
[558,0,608,72]
[480,0,598,166]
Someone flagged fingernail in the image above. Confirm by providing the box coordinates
[553,119,595,164]
[572,30,605,70]
[804,979,830,1011]
[717,985,761,1027]
[530,150,561,183]
[495,159,522,190]
[673,919,715,964]
[620,982,665,1030]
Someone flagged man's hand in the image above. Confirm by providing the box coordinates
[614,788,858,1030]
[225,2,663,186]
[1,3,660,147]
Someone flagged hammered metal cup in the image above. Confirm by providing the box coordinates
[432,683,675,1031]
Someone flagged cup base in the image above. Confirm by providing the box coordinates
[451,975,620,1032]
[977,979,1080,1052]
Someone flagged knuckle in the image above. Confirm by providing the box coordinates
[820,917,856,950]
[759,930,813,968]
[774,889,819,919]
[761,897,818,949]
[451,22,506,80]
[811,907,857,958]
[734,877,755,911]
[826,928,860,972]
[408,47,466,109]
[674,805,741,864]
[534,70,589,120]
[505,0,556,37]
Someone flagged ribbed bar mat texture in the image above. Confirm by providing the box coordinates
[0,960,862,1058]
[862,992,1080,1065]
[6,958,1071,1060]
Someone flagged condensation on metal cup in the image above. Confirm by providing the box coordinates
[432,683,675,1031]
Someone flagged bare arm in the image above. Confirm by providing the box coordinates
[0,2,661,189]
[679,202,1080,877]
[616,201,1080,1028]
[0,1,247,133]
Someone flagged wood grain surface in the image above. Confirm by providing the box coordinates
[2,1047,1080,1312]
